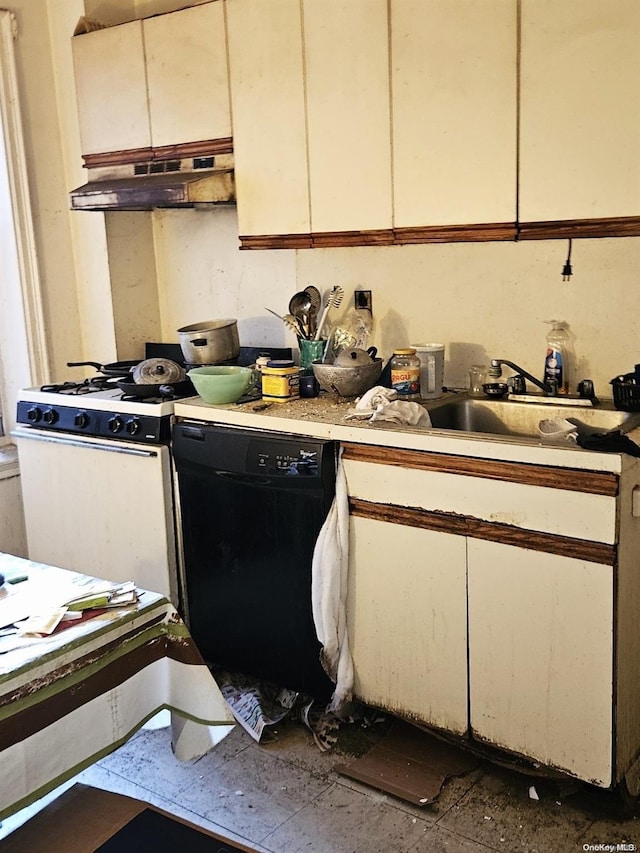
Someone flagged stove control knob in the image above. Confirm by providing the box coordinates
[27,406,43,423]
[43,408,59,425]
[74,411,90,429]
[108,415,123,434]
[125,417,141,436]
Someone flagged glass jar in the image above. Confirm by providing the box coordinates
[468,364,486,397]
[390,348,421,400]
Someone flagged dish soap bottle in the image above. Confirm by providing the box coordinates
[544,321,571,395]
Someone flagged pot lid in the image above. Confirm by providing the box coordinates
[334,348,375,367]
[132,358,186,385]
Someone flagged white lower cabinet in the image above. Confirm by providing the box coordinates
[467,539,613,785]
[347,515,468,735]
[343,441,631,788]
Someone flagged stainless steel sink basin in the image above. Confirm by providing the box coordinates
[426,396,640,439]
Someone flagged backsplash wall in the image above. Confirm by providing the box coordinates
[154,207,640,396]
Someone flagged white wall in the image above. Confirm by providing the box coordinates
[149,204,640,396]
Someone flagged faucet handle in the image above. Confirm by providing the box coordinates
[508,375,526,394]
[577,379,595,399]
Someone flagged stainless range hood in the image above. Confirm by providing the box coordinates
[69,155,235,211]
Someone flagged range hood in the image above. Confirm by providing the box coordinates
[69,155,235,211]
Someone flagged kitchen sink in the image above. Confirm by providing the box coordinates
[426,396,640,439]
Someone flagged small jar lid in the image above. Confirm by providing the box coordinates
[393,348,417,355]
[266,359,295,368]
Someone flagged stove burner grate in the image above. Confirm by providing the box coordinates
[40,377,115,395]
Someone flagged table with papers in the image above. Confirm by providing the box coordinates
[0,553,234,821]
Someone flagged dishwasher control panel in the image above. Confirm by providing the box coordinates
[252,445,320,476]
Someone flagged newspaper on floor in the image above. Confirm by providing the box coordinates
[216,669,297,742]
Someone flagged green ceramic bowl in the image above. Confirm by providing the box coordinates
[187,366,254,404]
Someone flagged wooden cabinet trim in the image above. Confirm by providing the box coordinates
[350,497,615,566]
[341,442,619,497]
[518,217,640,240]
[83,138,234,169]
[240,222,516,249]
[239,233,313,250]
[239,216,640,249]
[394,223,517,244]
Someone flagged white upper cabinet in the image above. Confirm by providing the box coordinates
[303,0,392,234]
[145,2,231,149]
[72,1,231,159]
[391,0,517,228]
[73,21,150,156]
[520,0,640,222]
[227,0,310,237]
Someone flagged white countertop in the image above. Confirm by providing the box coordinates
[173,393,631,473]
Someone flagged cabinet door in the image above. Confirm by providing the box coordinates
[72,21,150,156]
[520,0,640,222]
[391,0,517,228]
[468,538,613,785]
[348,516,468,734]
[227,0,310,236]
[144,2,231,149]
[303,0,392,233]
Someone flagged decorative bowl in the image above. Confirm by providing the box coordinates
[312,358,383,398]
[187,366,254,404]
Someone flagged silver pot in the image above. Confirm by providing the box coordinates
[312,358,383,397]
[177,319,240,365]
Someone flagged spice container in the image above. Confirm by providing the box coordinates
[390,348,421,400]
[254,356,271,394]
[261,360,300,403]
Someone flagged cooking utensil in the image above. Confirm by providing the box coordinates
[132,358,186,385]
[304,285,321,338]
[116,378,194,398]
[265,307,308,339]
[312,357,383,397]
[304,285,322,311]
[67,359,140,377]
[177,319,240,365]
[334,347,378,367]
[314,286,345,341]
[289,291,313,339]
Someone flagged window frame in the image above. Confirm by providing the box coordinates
[0,9,50,444]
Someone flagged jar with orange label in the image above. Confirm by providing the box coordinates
[390,348,421,400]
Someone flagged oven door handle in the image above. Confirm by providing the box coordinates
[12,430,158,458]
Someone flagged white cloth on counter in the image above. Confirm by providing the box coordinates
[343,385,432,428]
[311,447,354,716]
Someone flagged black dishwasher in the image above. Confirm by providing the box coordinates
[173,422,336,699]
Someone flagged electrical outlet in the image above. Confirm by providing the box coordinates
[354,290,372,312]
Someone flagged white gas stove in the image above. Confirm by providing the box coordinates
[16,383,179,444]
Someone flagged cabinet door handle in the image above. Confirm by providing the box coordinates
[632,486,640,517]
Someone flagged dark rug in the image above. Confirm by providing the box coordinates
[96,808,252,852]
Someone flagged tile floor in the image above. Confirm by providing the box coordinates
[2,712,640,852]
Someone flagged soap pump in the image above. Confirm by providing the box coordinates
[544,320,571,395]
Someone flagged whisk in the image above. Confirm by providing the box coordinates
[314,285,344,341]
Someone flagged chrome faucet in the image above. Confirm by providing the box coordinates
[488,359,557,396]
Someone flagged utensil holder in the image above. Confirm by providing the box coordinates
[299,338,327,375]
